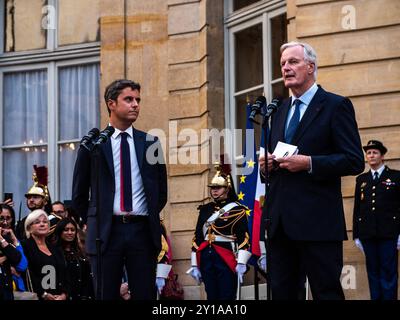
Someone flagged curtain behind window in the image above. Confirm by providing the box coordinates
[3,70,48,216]
[58,64,100,202]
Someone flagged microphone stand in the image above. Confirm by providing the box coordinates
[91,142,103,300]
[250,100,277,301]
[261,111,272,301]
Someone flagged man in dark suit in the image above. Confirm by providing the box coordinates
[72,79,168,300]
[353,140,400,300]
[259,42,364,300]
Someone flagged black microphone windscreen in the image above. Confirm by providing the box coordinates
[95,125,115,145]
[256,96,267,104]
[86,127,100,139]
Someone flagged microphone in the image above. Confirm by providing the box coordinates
[80,128,100,151]
[94,125,115,145]
[249,96,266,124]
[264,98,281,117]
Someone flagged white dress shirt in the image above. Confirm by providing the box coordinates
[111,126,148,216]
[285,82,319,131]
[371,164,385,179]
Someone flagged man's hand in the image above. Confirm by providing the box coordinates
[235,263,247,284]
[259,153,276,175]
[276,155,311,172]
[156,277,166,295]
[186,266,202,284]
[54,293,67,300]
[257,254,266,272]
[120,282,131,300]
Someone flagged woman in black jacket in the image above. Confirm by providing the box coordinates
[22,209,68,300]
[54,218,94,300]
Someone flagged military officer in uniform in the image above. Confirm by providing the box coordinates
[187,162,251,300]
[353,140,400,300]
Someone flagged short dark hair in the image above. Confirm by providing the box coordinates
[52,201,65,208]
[104,79,141,115]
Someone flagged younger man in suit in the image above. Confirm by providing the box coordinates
[72,80,168,300]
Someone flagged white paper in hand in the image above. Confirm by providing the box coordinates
[272,141,298,158]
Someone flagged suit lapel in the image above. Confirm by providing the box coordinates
[133,127,145,169]
[291,86,325,145]
[102,139,115,178]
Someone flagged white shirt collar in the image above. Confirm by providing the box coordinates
[111,125,133,139]
[371,165,385,177]
[292,82,318,106]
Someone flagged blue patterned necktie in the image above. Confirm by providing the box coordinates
[120,132,132,212]
[285,99,302,144]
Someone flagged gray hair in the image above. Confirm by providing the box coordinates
[24,209,49,238]
[280,41,318,79]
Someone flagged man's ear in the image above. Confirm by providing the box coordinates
[107,99,116,111]
[308,63,315,75]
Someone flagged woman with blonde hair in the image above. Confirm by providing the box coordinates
[22,209,69,300]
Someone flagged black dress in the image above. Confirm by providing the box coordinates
[21,237,69,299]
[63,249,94,300]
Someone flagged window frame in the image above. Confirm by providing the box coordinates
[0,0,100,204]
[224,0,286,177]
[0,56,100,201]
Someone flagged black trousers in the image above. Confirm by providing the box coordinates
[200,247,237,300]
[268,224,345,300]
[361,238,398,300]
[90,218,157,300]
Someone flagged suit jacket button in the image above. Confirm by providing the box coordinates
[394,216,397,220]
[372,186,376,190]
[358,218,362,221]
[372,200,375,203]
[372,193,375,197]
[372,207,375,211]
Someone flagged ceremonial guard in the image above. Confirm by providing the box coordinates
[16,165,61,240]
[353,140,400,300]
[187,162,251,300]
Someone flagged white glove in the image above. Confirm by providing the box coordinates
[156,277,166,295]
[397,235,400,250]
[235,263,247,284]
[355,238,364,253]
[258,254,266,272]
[186,266,202,284]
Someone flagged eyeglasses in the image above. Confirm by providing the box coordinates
[0,216,12,222]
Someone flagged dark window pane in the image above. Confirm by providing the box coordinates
[233,0,260,11]
[235,24,263,92]
[235,88,264,157]
[271,14,288,79]
[272,81,289,100]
